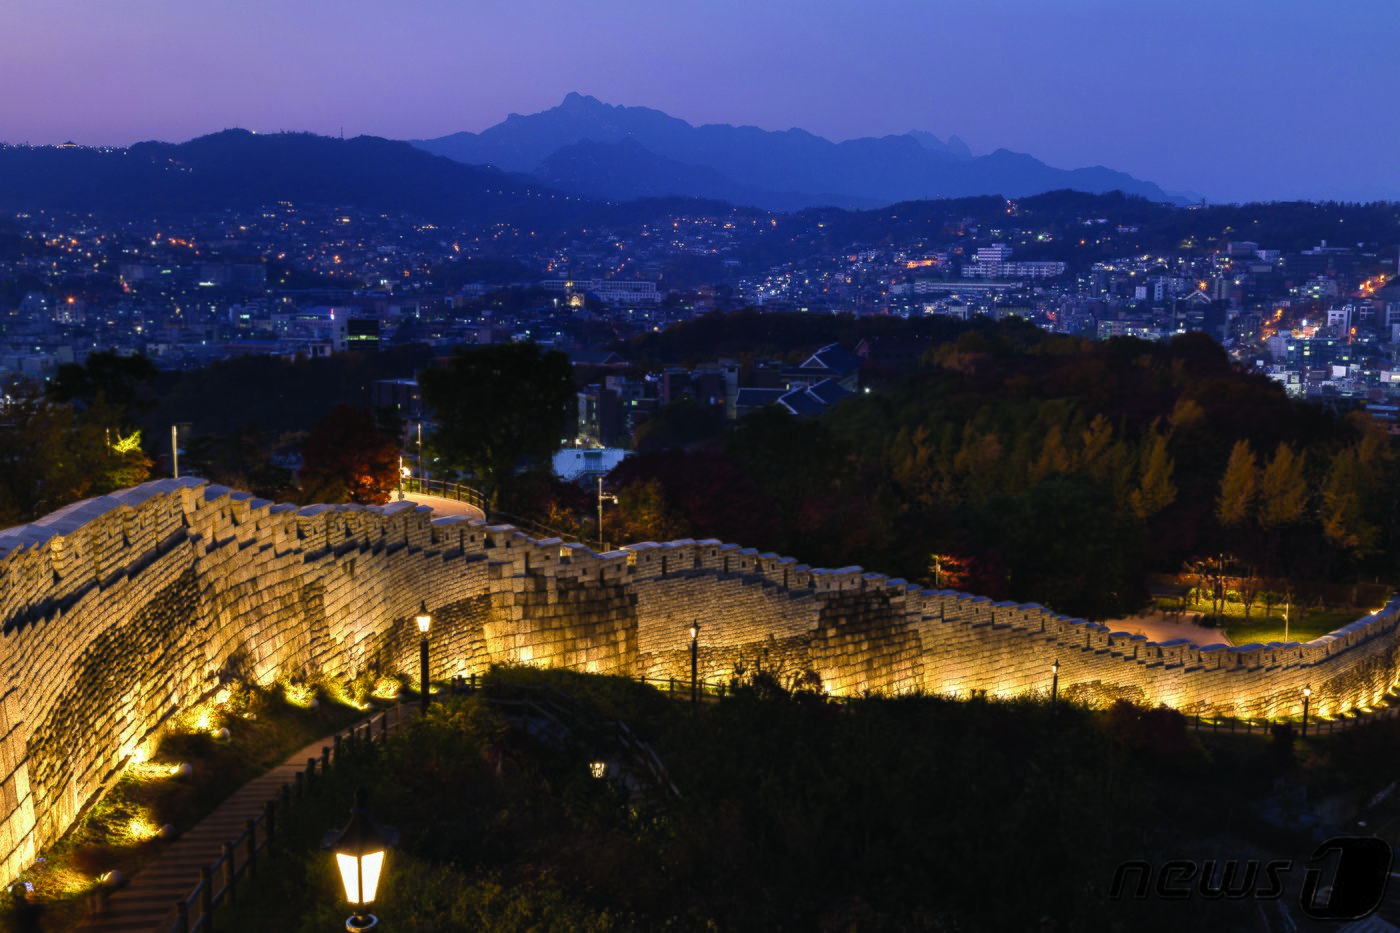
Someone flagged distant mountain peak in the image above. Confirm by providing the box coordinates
[412,96,1181,209]
[561,91,603,108]
[907,129,970,160]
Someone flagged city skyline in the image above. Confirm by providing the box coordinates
[2,0,1397,204]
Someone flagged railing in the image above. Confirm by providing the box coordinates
[400,477,489,512]
[398,480,587,545]
[157,707,403,933]
[1188,702,1400,735]
[482,509,584,545]
[458,676,682,800]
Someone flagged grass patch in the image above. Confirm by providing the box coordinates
[1153,596,1368,644]
[1225,607,1364,644]
[10,680,367,932]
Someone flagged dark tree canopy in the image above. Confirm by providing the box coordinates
[0,381,152,525]
[48,350,158,429]
[586,315,1399,620]
[418,342,575,501]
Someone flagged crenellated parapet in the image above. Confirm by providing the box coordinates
[0,479,1391,887]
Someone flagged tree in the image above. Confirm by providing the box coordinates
[1237,567,1261,621]
[1257,443,1307,530]
[611,478,690,544]
[1217,440,1258,528]
[48,351,158,429]
[0,383,153,524]
[978,472,1143,619]
[298,404,399,505]
[1129,428,1177,521]
[418,343,574,503]
[1320,422,1393,563]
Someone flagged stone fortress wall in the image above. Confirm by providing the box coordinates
[0,478,1393,885]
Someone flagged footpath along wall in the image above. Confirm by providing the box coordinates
[0,478,1393,885]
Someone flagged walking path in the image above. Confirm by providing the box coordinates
[79,705,406,933]
[400,491,485,521]
[1102,611,1234,647]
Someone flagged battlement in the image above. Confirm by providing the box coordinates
[0,479,1391,887]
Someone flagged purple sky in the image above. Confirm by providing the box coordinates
[3,0,1397,203]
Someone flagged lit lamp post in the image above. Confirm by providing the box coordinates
[170,422,191,479]
[597,476,618,552]
[689,620,700,706]
[327,787,395,932]
[1302,684,1312,737]
[417,601,431,716]
[1051,659,1060,710]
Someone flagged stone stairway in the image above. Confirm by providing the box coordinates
[78,705,406,933]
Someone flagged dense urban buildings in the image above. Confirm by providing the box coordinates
[3,187,1397,451]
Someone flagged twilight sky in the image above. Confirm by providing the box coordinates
[3,0,1396,204]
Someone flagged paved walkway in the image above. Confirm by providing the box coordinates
[1101,611,1234,647]
[399,491,485,521]
[80,705,407,933]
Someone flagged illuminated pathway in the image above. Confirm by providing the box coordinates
[400,490,486,521]
[80,707,405,933]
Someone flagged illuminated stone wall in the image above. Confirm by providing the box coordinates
[0,479,1393,886]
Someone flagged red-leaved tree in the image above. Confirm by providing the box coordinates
[299,404,400,505]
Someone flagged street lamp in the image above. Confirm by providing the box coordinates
[170,422,192,479]
[597,476,618,552]
[326,787,396,932]
[1302,684,1312,737]
[416,601,431,716]
[1051,659,1060,710]
[689,620,700,706]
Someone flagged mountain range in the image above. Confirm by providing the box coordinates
[0,130,593,229]
[412,93,1183,210]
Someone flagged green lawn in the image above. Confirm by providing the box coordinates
[1226,607,1365,645]
[1154,597,1369,645]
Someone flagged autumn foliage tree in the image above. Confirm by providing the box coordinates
[298,403,399,505]
[0,380,154,526]
[538,316,1400,620]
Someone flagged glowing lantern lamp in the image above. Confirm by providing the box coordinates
[1302,685,1312,737]
[416,601,432,716]
[325,787,397,931]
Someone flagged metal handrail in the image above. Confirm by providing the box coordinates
[482,509,584,545]
[160,707,402,933]
[402,477,490,511]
